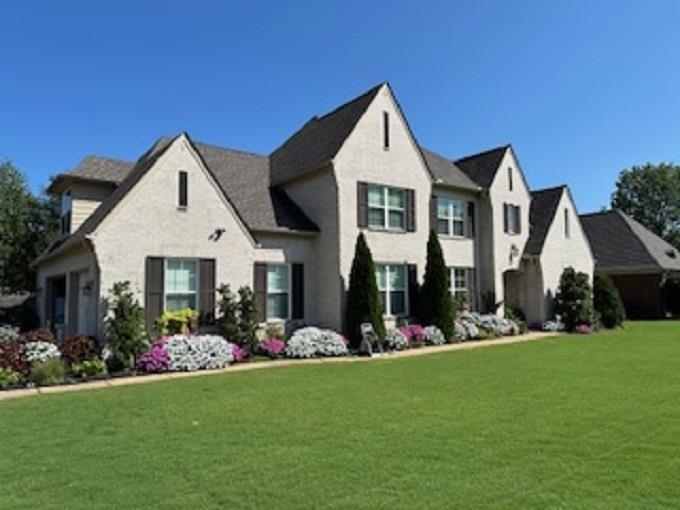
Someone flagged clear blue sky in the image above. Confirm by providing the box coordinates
[2,1,679,213]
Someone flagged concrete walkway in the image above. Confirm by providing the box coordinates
[0,331,559,402]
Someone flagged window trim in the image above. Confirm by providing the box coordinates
[164,258,200,312]
[436,197,467,238]
[266,263,292,322]
[450,267,469,298]
[367,184,406,232]
[504,203,521,235]
[375,263,409,317]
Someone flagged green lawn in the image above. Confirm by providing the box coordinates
[2,322,680,509]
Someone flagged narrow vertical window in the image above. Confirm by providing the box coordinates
[383,111,390,149]
[564,208,570,238]
[508,167,513,191]
[60,191,72,235]
[178,171,188,208]
[266,264,290,320]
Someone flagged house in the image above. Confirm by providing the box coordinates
[33,83,594,340]
[580,209,680,318]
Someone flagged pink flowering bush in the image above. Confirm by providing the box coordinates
[259,338,286,359]
[136,339,170,373]
[231,343,247,362]
[575,324,593,335]
[400,324,426,346]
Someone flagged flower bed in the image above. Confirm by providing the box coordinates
[137,334,236,373]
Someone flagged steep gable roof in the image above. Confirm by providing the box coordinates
[269,84,383,185]
[455,145,510,188]
[580,210,680,272]
[524,186,565,256]
[419,147,481,192]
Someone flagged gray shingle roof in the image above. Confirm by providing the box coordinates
[270,84,383,186]
[580,210,680,272]
[47,156,134,193]
[419,147,481,192]
[525,186,565,256]
[455,145,509,188]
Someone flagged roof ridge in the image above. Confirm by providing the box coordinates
[191,139,267,159]
[82,154,133,164]
[315,83,385,122]
[455,144,510,162]
[532,184,567,194]
[579,209,615,218]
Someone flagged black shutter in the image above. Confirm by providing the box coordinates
[145,257,165,333]
[467,201,475,238]
[503,203,509,233]
[179,171,188,207]
[405,189,416,232]
[199,259,216,325]
[292,263,304,320]
[516,205,522,234]
[467,268,477,312]
[430,195,438,234]
[253,263,267,323]
[357,182,368,228]
[407,264,419,319]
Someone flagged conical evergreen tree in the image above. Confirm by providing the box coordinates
[419,230,454,340]
[345,233,385,347]
[593,273,626,328]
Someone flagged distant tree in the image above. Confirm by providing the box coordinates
[0,161,58,292]
[611,163,680,249]
[555,268,595,332]
[419,230,454,340]
[345,233,385,347]
[593,273,626,329]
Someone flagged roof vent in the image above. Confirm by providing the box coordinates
[666,249,677,259]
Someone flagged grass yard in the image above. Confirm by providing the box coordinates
[2,322,680,509]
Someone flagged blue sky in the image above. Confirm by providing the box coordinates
[1,1,679,213]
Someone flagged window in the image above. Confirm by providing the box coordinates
[450,267,468,298]
[178,171,188,208]
[368,185,405,230]
[165,259,198,311]
[437,197,466,237]
[383,111,390,149]
[375,264,407,316]
[508,167,514,191]
[267,264,290,320]
[60,191,72,235]
[564,208,570,238]
[504,204,521,234]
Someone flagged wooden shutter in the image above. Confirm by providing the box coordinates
[430,195,438,234]
[145,257,165,332]
[199,259,216,325]
[179,171,188,207]
[503,203,509,233]
[357,182,368,228]
[407,264,419,319]
[405,189,416,232]
[467,268,477,312]
[291,263,304,320]
[467,201,475,238]
[253,263,267,323]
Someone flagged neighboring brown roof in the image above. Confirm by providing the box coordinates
[580,210,680,272]
[419,147,481,192]
[455,145,510,188]
[525,186,565,256]
[47,156,134,193]
[270,84,383,186]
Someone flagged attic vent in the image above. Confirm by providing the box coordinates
[666,249,677,259]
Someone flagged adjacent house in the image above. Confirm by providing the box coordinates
[33,83,594,340]
[581,210,680,318]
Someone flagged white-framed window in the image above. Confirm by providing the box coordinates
[564,208,570,238]
[450,267,468,298]
[368,185,405,231]
[267,264,290,320]
[375,264,407,316]
[165,259,198,311]
[437,197,466,237]
[504,204,521,234]
[60,191,72,235]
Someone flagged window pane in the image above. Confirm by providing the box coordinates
[390,265,405,290]
[437,198,450,218]
[452,200,465,220]
[166,294,196,311]
[267,293,288,319]
[437,219,450,235]
[368,207,385,227]
[267,265,289,293]
[388,188,404,208]
[390,291,406,316]
[166,260,197,293]
[453,220,465,237]
[368,186,384,207]
[375,265,386,290]
[388,210,405,229]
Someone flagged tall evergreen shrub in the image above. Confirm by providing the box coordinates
[554,267,595,331]
[593,273,626,328]
[419,230,454,340]
[106,281,148,368]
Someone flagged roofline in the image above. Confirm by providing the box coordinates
[47,174,119,194]
[455,143,511,163]
[252,227,320,238]
[531,184,568,195]
[432,180,482,193]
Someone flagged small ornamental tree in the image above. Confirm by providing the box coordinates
[237,286,259,353]
[593,273,626,328]
[554,268,595,332]
[216,284,240,341]
[106,281,148,368]
[345,233,385,347]
[419,230,454,340]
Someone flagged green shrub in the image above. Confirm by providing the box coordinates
[106,281,149,369]
[505,307,528,334]
[30,358,65,386]
[216,284,239,340]
[0,367,21,389]
[156,309,198,335]
[419,230,454,341]
[345,233,385,348]
[593,274,626,329]
[236,286,259,352]
[71,358,107,378]
[555,268,596,332]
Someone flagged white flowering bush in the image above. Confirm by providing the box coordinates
[285,327,348,358]
[385,329,408,351]
[424,326,446,345]
[542,320,565,332]
[454,321,467,342]
[164,334,234,371]
[25,341,61,363]
[0,325,19,343]
[456,312,521,339]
